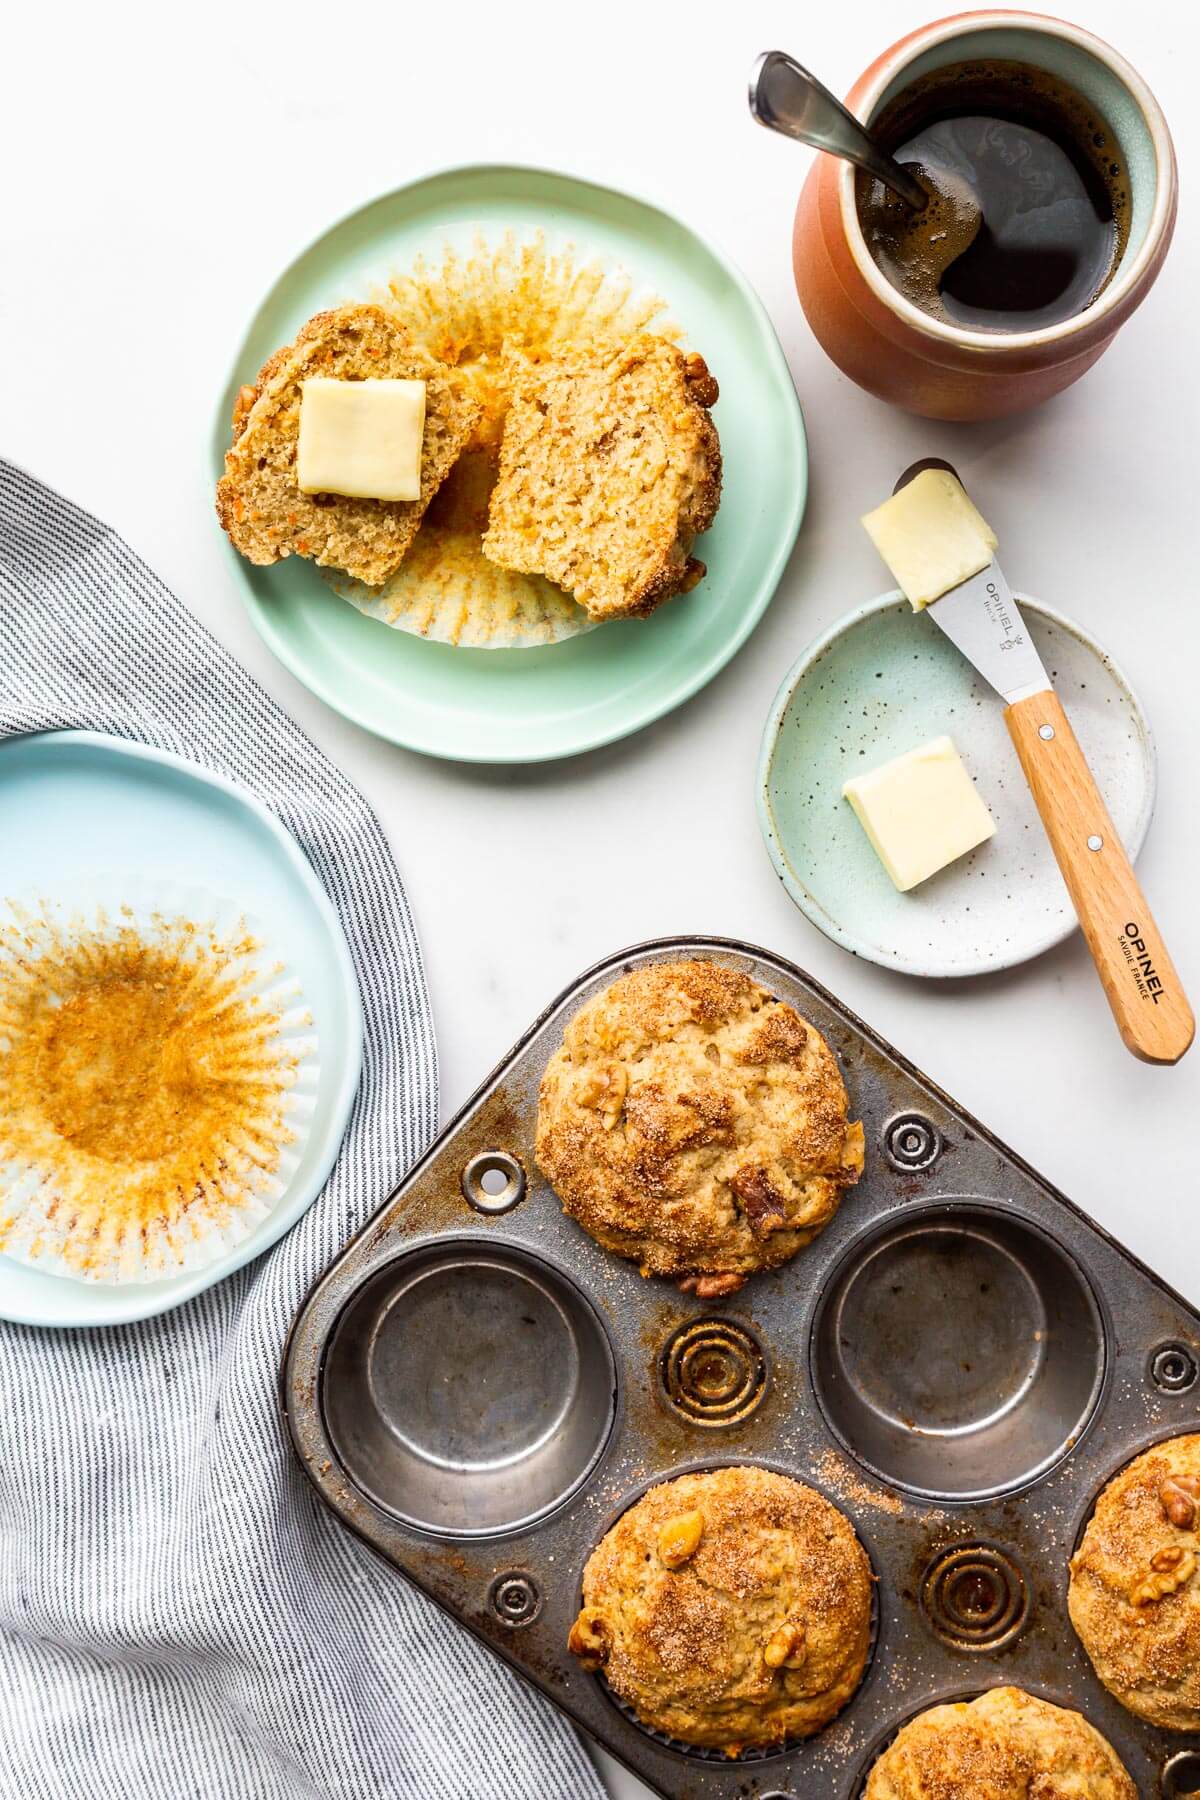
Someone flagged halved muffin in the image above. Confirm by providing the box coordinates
[482,335,721,620]
[216,304,479,586]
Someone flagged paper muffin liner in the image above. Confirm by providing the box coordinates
[0,877,319,1285]
[329,448,595,648]
[323,232,679,650]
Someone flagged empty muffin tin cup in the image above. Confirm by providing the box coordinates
[321,1238,617,1537]
[811,1201,1107,1501]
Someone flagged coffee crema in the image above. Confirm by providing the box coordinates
[856,59,1131,332]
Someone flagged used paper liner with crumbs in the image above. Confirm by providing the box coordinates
[0,879,318,1284]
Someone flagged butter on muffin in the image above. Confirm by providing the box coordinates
[864,1687,1134,1797]
[568,1465,873,1753]
[535,959,864,1295]
[1069,1433,1200,1731]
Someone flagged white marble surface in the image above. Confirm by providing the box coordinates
[5,3,1198,1795]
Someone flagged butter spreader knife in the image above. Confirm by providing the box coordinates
[875,462,1193,1065]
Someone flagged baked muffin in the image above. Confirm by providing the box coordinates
[483,336,721,620]
[568,1465,873,1752]
[1069,1433,1200,1731]
[216,304,479,585]
[863,1687,1134,1797]
[535,960,864,1296]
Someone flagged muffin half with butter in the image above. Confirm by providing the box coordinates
[568,1465,873,1753]
[216,304,479,585]
[1069,1434,1200,1731]
[863,1688,1134,1797]
[535,959,864,1296]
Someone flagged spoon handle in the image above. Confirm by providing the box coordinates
[749,49,928,211]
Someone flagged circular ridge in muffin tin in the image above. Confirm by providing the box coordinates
[659,1316,770,1427]
[919,1542,1031,1652]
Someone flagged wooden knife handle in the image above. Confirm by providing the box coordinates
[1005,690,1193,1064]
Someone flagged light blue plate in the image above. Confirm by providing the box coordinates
[758,593,1155,978]
[212,163,807,763]
[0,732,364,1327]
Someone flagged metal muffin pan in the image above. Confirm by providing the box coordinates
[283,937,1200,1799]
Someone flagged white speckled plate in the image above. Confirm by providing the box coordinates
[757,592,1155,978]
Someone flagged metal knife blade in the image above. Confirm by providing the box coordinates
[927,560,1052,705]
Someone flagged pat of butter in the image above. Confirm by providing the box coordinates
[862,468,997,610]
[843,735,996,892]
[297,378,426,502]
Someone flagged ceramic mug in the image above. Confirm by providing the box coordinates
[792,10,1177,420]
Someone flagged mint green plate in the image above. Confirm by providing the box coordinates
[211,164,806,763]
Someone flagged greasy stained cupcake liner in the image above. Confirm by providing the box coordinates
[324,231,678,650]
[328,474,595,648]
[0,877,319,1285]
[380,231,679,380]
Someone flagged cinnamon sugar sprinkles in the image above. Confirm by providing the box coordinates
[0,895,316,1283]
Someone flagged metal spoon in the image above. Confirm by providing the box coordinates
[749,49,929,211]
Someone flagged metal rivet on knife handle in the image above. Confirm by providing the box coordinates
[1005,689,1194,1065]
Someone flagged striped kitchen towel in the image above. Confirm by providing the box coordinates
[0,463,607,1800]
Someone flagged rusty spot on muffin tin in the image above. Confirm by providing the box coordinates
[282,938,1200,1799]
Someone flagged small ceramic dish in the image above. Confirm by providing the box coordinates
[757,593,1155,978]
[0,731,364,1327]
[212,163,806,763]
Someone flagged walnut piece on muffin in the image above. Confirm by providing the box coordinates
[1069,1433,1200,1731]
[863,1687,1134,1798]
[535,959,864,1293]
[568,1465,873,1753]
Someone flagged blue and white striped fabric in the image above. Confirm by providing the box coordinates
[0,463,606,1800]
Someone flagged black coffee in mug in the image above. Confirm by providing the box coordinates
[856,59,1130,331]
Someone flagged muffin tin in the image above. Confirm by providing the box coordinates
[282,937,1200,1798]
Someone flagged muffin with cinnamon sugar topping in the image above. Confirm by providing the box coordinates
[535,959,864,1296]
[567,1465,872,1753]
[863,1688,1134,1797]
[1069,1433,1200,1731]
